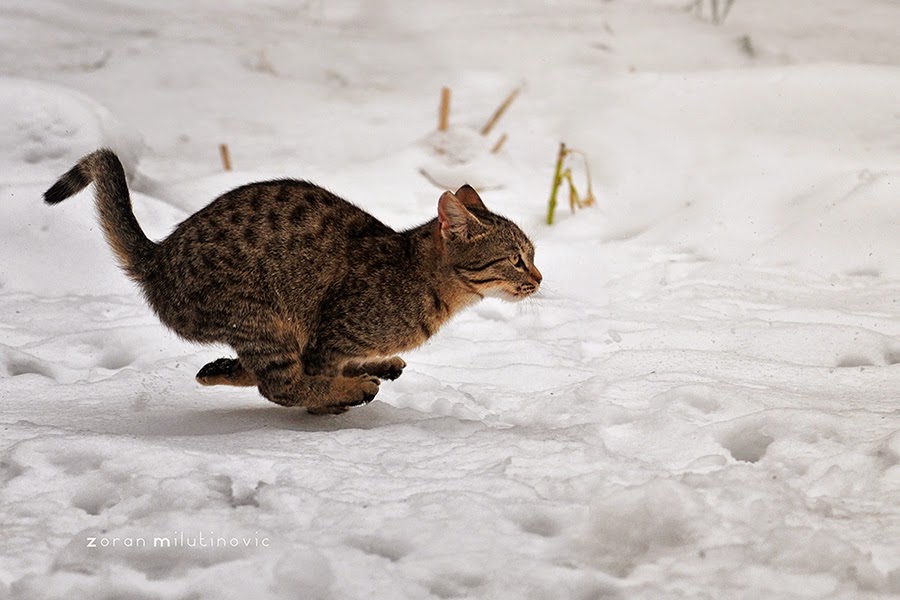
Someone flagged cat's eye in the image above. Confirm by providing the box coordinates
[510,255,527,270]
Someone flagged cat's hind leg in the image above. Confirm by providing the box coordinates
[342,356,406,380]
[256,368,380,414]
[233,334,380,414]
[196,357,258,387]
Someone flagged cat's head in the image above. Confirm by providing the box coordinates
[438,185,542,302]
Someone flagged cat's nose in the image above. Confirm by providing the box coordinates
[530,265,542,285]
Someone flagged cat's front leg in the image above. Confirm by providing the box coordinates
[302,374,382,415]
[342,356,406,380]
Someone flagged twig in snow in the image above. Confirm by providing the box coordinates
[438,86,451,132]
[490,133,508,154]
[480,87,521,136]
[219,144,232,171]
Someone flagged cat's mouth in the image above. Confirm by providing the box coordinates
[486,287,537,302]
[515,280,540,299]
[516,289,539,301]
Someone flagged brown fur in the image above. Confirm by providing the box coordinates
[45,149,541,414]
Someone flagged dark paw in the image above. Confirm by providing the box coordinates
[196,357,257,387]
[381,365,404,381]
[379,357,406,381]
[196,357,240,380]
[197,358,243,381]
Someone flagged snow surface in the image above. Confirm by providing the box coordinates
[1,1,899,598]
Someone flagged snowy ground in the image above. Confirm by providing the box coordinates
[1,1,899,598]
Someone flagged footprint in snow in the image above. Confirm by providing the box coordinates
[0,345,57,380]
[718,422,775,463]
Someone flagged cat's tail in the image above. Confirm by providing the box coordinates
[44,148,157,281]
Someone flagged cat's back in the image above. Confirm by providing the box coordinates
[161,179,395,255]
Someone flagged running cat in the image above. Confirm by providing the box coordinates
[45,149,541,414]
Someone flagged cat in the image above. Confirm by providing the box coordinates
[45,149,542,414]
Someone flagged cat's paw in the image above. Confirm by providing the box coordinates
[343,357,406,380]
[345,375,380,405]
[307,375,380,416]
[196,357,256,386]
[196,357,238,382]
[380,357,406,381]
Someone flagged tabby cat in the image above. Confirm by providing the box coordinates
[45,149,542,414]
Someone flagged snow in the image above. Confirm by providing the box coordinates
[1,0,899,598]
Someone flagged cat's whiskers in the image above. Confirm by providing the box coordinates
[518,286,559,314]
[515,296,541,316]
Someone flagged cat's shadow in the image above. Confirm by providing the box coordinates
[118,401,424,437]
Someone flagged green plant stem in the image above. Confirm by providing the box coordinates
[546,142,567,225]
[563,169,581,211]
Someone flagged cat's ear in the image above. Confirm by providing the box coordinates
[438,191,483,238]
[454,184,486,211]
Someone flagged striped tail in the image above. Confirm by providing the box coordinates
[44,149,156,281]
